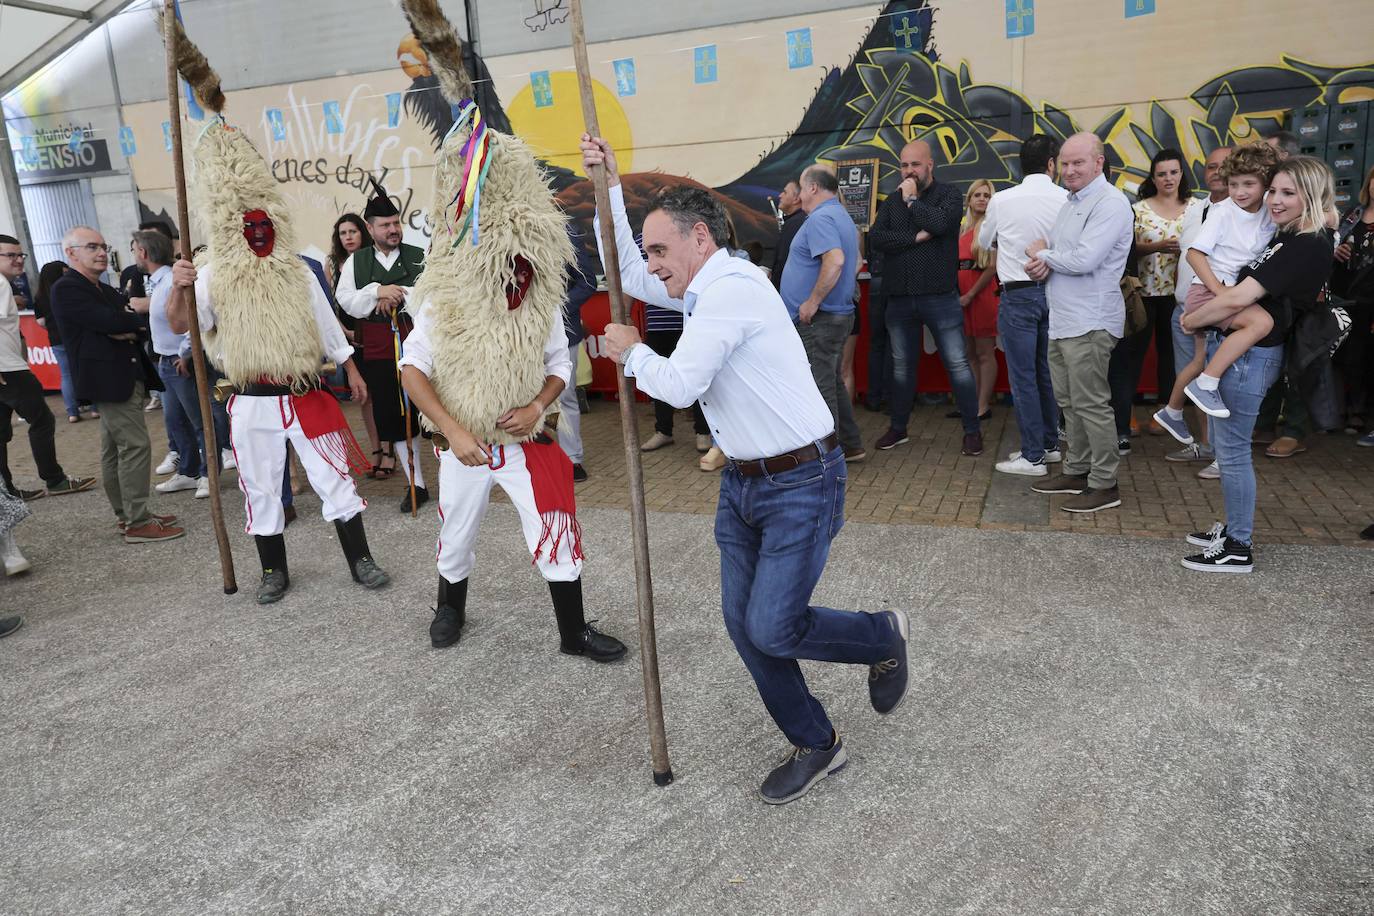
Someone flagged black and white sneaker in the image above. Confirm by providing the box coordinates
[1186,522,1228,548]
[1181,536,1253,574]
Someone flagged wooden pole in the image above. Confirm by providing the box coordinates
[393,318,417,517]
[163,6,237,595]
[569,0,672,787]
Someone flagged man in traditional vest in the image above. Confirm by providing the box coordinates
[336,186,429,512]
[163,16,390,604]
[396,0,627,662]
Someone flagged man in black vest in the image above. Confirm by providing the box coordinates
[336,188,428,511]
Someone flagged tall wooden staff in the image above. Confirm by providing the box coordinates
[162,4,237,595]
[569,0,672,787]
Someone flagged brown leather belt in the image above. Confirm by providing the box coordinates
[729,433,840,478]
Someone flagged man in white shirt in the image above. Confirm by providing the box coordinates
[582,135,910,806]
[0,234,93,500]
[335,190,428,510]
[138,229,209,500]
[1025,132,1134,514]
[979,136,1069,476]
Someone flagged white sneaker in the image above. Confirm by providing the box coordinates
[155,451,179,475]
[995,455,1048,477]
[1,532,31,576]
[194,477,211,499]
[1006,449,1061,463]
[155,473,199,494]
[221,449,236,470]
[1196,460,1221,480]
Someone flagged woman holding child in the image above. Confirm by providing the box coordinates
[1178,155,1337,573]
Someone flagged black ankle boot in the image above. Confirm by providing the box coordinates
[334,513,390,589]
[255,534,289,605]
[431,576,467,649]
[549,578,627,663]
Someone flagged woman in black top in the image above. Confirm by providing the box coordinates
[1333,165,1374,442]
[1180,156,1337,572]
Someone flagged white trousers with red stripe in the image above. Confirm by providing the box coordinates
[227,394,366,536]
[436,442,582,584]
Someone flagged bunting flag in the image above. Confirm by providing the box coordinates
[441,100,493,248]
[119,126,136,156]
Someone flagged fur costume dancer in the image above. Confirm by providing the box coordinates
[161,10,389,604]
[396,0,624,662]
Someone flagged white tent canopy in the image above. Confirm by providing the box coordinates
[0,0,133,97]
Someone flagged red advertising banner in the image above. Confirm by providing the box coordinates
[20,314,62,391]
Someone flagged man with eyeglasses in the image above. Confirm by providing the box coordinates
[50,226,181,542]
[0,234,95,502]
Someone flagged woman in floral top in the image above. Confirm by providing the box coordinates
[1123,148,1201,437]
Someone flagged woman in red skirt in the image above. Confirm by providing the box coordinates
[959,179,999,420]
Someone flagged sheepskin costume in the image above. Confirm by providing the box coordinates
[402,0,574,446]
[166,13,326,392]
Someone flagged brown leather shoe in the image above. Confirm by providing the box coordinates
[1264,436,1307,459]
[1060,486,1122,513]
[1031,473,1089,495]
[117,513,177,532]
[123,519,186,544]
[843,447,867,464]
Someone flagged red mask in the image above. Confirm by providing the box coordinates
[242,209,275,257]
[505,255,534,310]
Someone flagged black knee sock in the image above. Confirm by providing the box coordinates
[548,578,586,644]
[255,534,288,578]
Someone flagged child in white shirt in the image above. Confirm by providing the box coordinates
[1153,143,1281,440]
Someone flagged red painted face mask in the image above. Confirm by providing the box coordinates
[242,209,275,258]
[505,255,534,310]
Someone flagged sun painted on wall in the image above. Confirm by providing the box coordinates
[505,73,633,176]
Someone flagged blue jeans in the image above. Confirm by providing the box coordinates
[998,285,1057,461]
[157,356,204,479]
[1205,335,1284,546]
[51,344,80,418]
[886,293,981,434]
[714,445,892,750]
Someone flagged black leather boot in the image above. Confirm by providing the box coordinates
[430,576,467,649]
[549,578,627,662]
[334,514,390,589]
[255,534,289,605]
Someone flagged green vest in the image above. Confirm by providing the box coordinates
[353,243,426,290]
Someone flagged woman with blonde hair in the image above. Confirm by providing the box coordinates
[1179,155,1337,573]
[956,179,999,419]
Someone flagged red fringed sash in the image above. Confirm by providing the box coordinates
[294,389,372,477]
[521,437,583,567]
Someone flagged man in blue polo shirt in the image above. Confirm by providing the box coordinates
[781,164,864,461]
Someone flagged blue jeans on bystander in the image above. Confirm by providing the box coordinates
[157,355,204,480]
[1205,333,1284,546]
[886,293,981,435]
[998,284,1058,462]
[714,445,893,751]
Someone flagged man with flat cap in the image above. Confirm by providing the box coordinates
[336,182,430,511]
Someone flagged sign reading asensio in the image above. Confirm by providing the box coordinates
[12,121,114,183]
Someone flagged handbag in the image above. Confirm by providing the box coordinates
[1120,273,1148,337]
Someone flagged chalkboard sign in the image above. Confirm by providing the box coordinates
[834,158,880,230]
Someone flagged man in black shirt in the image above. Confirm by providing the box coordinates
[770,179,805,290]
[868,140,984,456]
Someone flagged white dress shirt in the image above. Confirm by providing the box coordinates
[595,183,833,461]
[335,247,414,319]
[146,265,189,358]
[977,173,1069,283]
[0,282,28,373]
[1040,173,1134,340]
[192,262,353,367]
[397,301,572,390]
